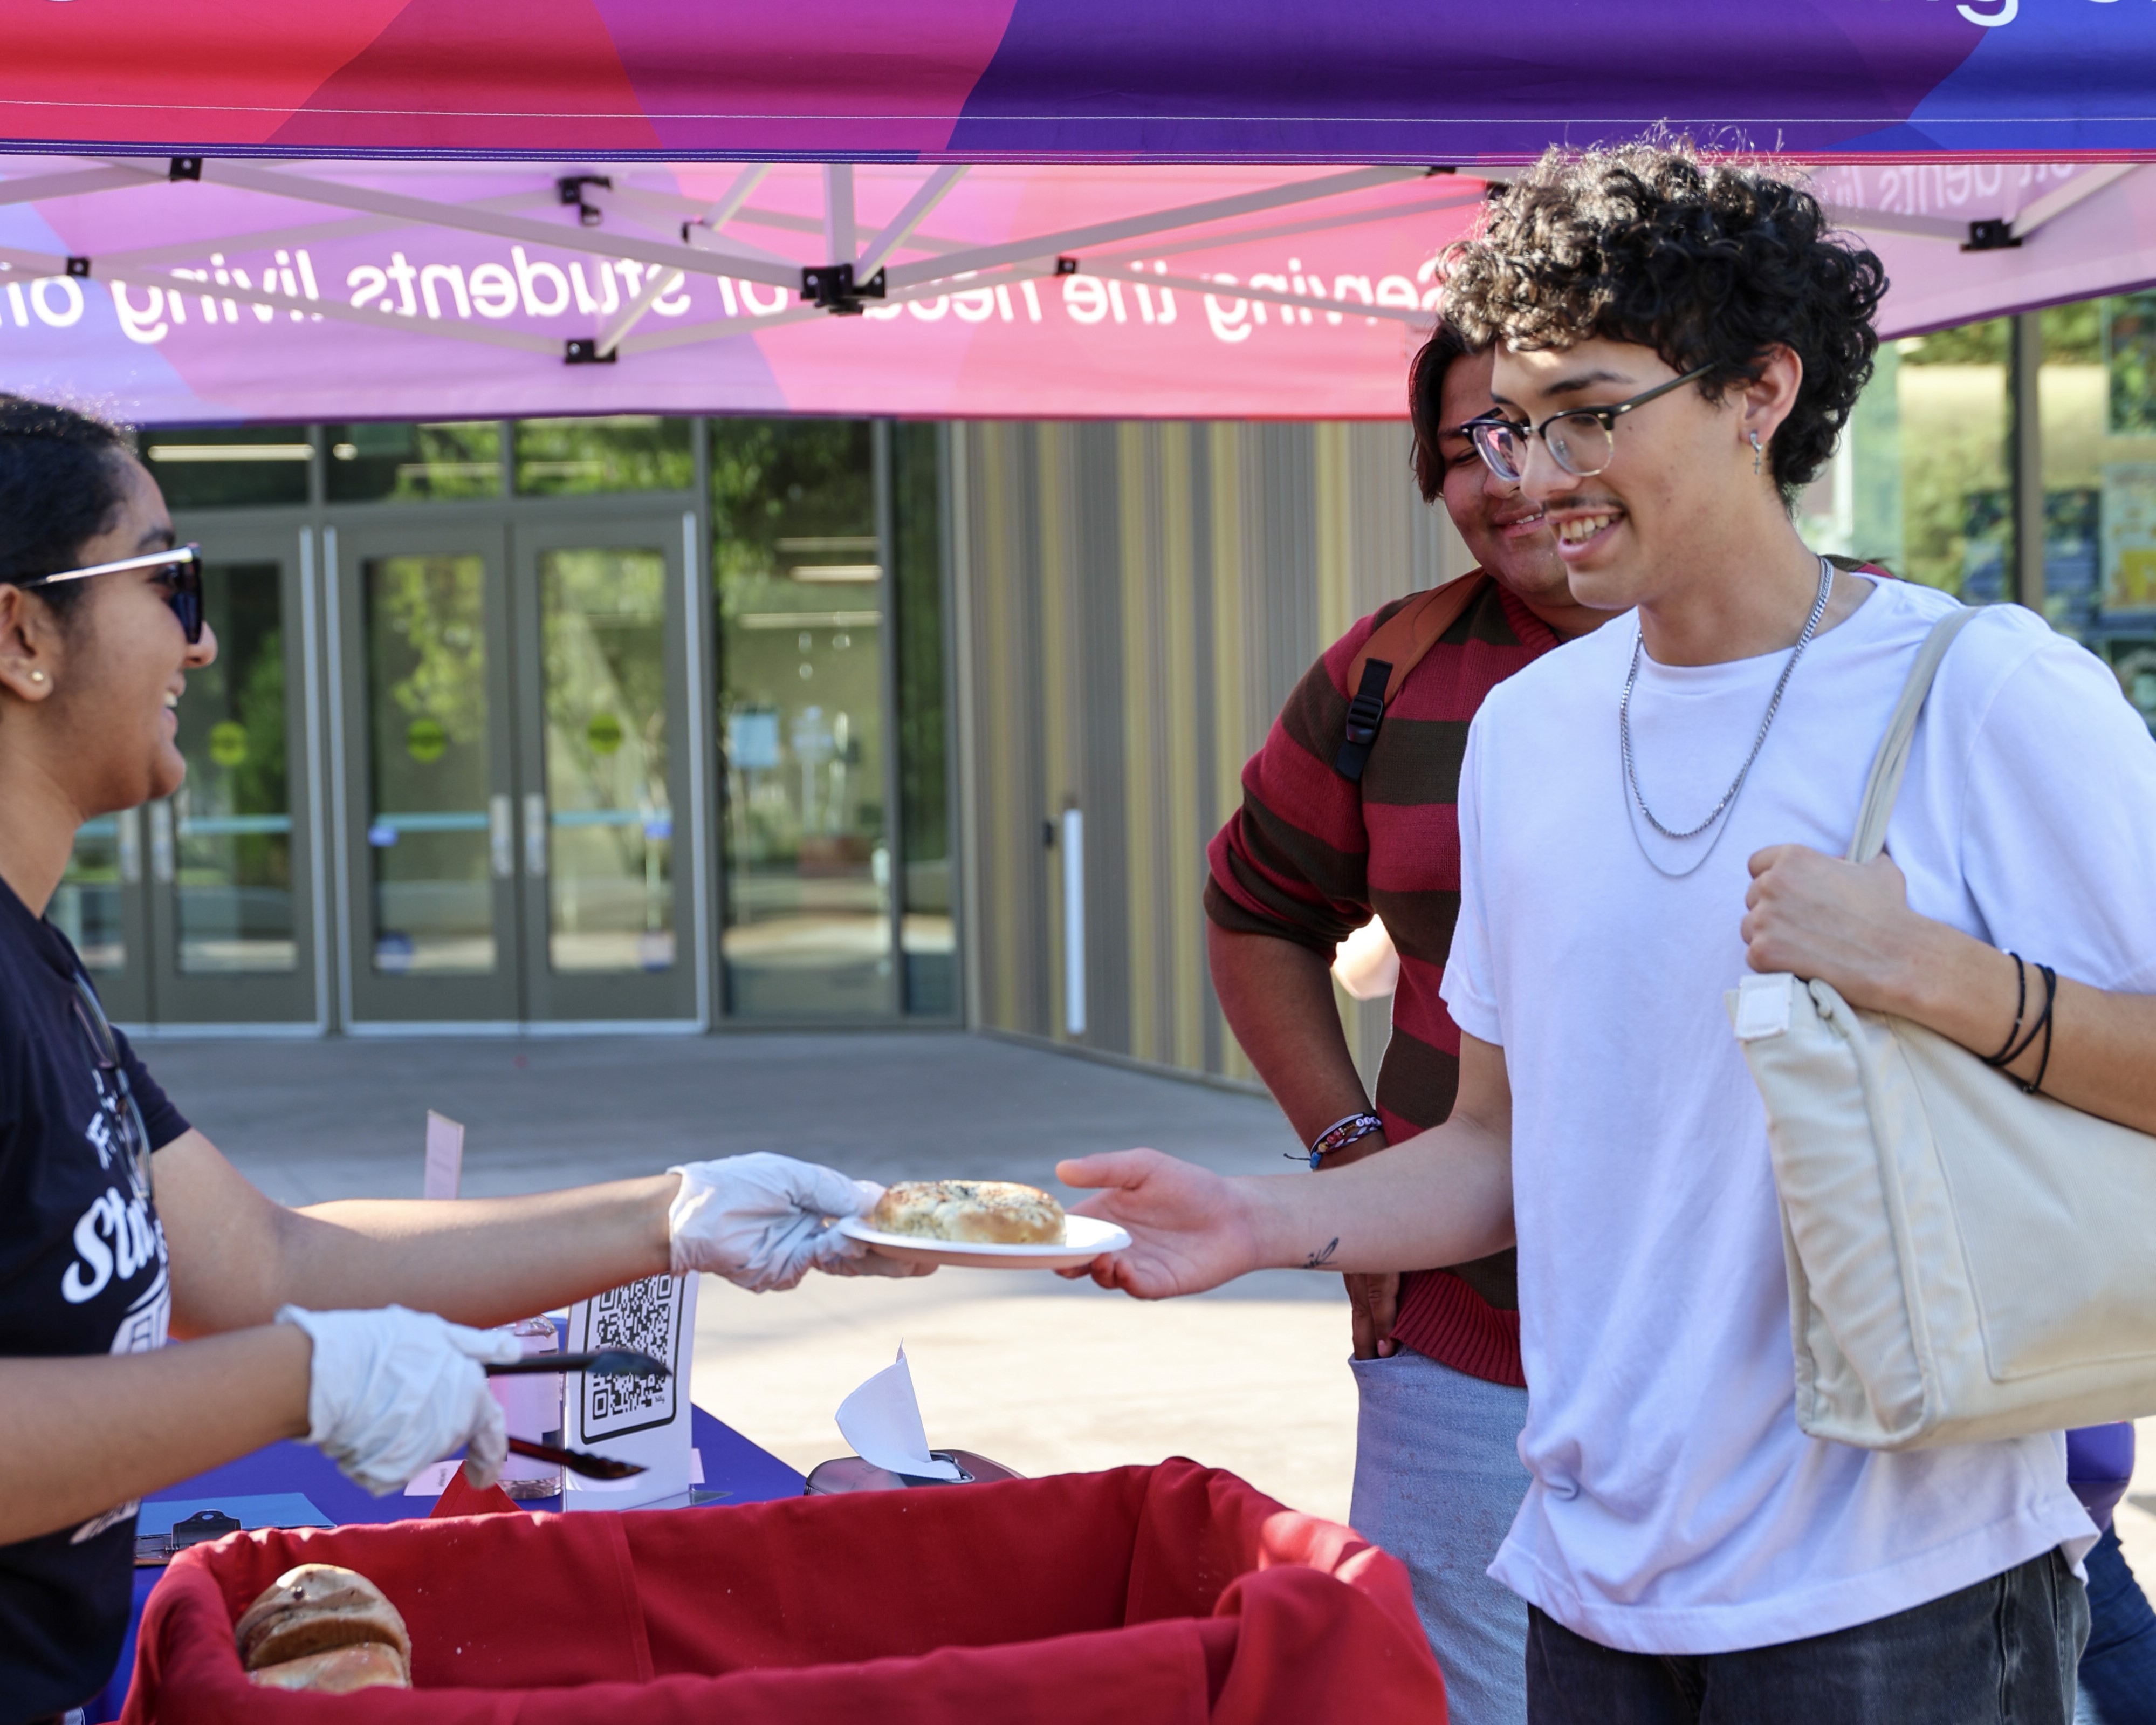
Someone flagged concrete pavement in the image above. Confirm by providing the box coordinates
[140,1029,1366,1521]
[141,1028,2156,1561]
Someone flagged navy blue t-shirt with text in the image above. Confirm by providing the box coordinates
[0,874,189,1720]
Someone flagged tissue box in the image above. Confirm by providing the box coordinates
[120,1461,1445,1724]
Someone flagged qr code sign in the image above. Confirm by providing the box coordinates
[577,1274,682,1441]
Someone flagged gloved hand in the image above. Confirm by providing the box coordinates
[668,1153,931,1292]
[276,1304,523,1496]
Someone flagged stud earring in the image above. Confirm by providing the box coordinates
[28,670,46,684]
[1749,431,1763,475]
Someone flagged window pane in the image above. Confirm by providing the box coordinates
[516,416,692,496]
[2045,293,2156,729]
[141,427,311,509]
[712,419,894,1019]
[541,547,675,973]
[892,422,953,1016]
[362,555,496,975]
[1800,320,2011,599]
[171,561,296,973]
[54,817,128,974]
[328,423,501,502]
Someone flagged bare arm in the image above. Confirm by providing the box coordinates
[1208,923,1375,1144]
[1207,922,1405,1357]
[153,1130,677,1338]
[0,1135,677,1543]
[1745,847,2156,1135]
[0,1330,310,1545]
[1059,1033,1514,1298]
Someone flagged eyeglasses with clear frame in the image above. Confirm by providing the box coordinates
[17,543,204,644]
[1465,364,1715,485]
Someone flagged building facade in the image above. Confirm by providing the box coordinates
[62,288,2156,1096]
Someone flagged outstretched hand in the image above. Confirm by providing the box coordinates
[1055,1148,1263,1300]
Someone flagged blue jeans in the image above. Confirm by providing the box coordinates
[1349,1349,1533,1725]
[1525,1549,2088,1724]
[2077,1523,2156,1725]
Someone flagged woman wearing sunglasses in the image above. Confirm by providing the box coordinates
[0,398,922,1722]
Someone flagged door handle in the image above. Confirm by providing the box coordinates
[489,794,514,879]
[523,792,548,878]
[117,809,142,885]
[148,803,175,885]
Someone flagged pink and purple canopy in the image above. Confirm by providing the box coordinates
[10,0,2156,163]
[3,3,2153,423]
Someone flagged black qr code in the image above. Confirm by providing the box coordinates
[580,1275,680,1440]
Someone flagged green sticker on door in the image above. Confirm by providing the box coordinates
[406,716,448,763]
[586,711,624,756]
[207,721,249,768]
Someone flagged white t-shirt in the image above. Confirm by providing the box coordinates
[1441,574,2156,1653]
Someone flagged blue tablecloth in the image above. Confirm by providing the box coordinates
[90,1407,805,1720]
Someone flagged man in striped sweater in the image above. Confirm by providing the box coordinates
[1205,321,1608,1724]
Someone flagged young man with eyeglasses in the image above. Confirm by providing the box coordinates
[1062,145,2156,1720]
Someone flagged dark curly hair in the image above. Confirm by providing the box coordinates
[1406,320,1476,504]
[0,394,134,626]
[1439,143,1887,498]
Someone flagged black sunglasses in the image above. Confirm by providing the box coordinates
[18,544,204,644]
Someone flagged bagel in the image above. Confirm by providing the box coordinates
[868,1179,1066,1245]
[249,1642,410,1692]
[234,1563,411,1676]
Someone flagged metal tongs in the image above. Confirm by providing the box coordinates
[487,1348,672,1481]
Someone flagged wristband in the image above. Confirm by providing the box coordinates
[1297,1111,1384,1169]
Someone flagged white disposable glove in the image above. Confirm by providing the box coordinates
[668,1153,929,1292]
[276,1304,524,1496]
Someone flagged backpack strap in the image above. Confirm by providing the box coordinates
[1333,572,1491,782]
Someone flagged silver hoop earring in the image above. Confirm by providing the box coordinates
[1749,431,1763,475]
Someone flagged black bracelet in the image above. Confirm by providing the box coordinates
[2021,963,2058,1096]
[1982,952,2028,1069]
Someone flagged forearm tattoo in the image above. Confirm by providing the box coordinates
[1303,1237,1340,1270]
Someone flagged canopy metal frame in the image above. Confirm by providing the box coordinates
[1,155,2141,367]
[0,156,1460,365]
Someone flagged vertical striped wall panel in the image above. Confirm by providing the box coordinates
[952,420,1473,1091]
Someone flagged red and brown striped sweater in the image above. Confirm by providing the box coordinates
[1205,576,1562,1389]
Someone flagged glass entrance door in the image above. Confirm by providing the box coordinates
[333,513,699,1026]
[335,524,521,1025]
[148,525,322,1022]
[53,523,321,1026]
[512,519,697,1023]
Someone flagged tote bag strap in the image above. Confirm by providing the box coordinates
[1845,605,1985,865]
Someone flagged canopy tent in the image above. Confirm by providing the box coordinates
[3,3,2155,422]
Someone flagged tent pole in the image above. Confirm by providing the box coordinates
[882,164,1424,289]
[695,163,771,231]
[823,163,857,265]
[855,167,967,279]
[0,163,159,207]
[193,159,803,291]
[596,265,684,356]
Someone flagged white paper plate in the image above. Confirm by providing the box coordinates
[838,1212,1131,1270]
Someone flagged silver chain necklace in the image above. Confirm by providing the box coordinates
[1620,557,1834,844]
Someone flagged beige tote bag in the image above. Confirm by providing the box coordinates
[1730,605,2156,1450]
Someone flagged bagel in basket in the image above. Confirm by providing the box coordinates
[235,1563,411,1690]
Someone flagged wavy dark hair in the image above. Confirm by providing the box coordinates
[0,395,134,626]
[1406,319,1476,504]
[1439,143,1887,498]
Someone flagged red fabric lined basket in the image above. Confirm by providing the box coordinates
[121,1460,1445,1724]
